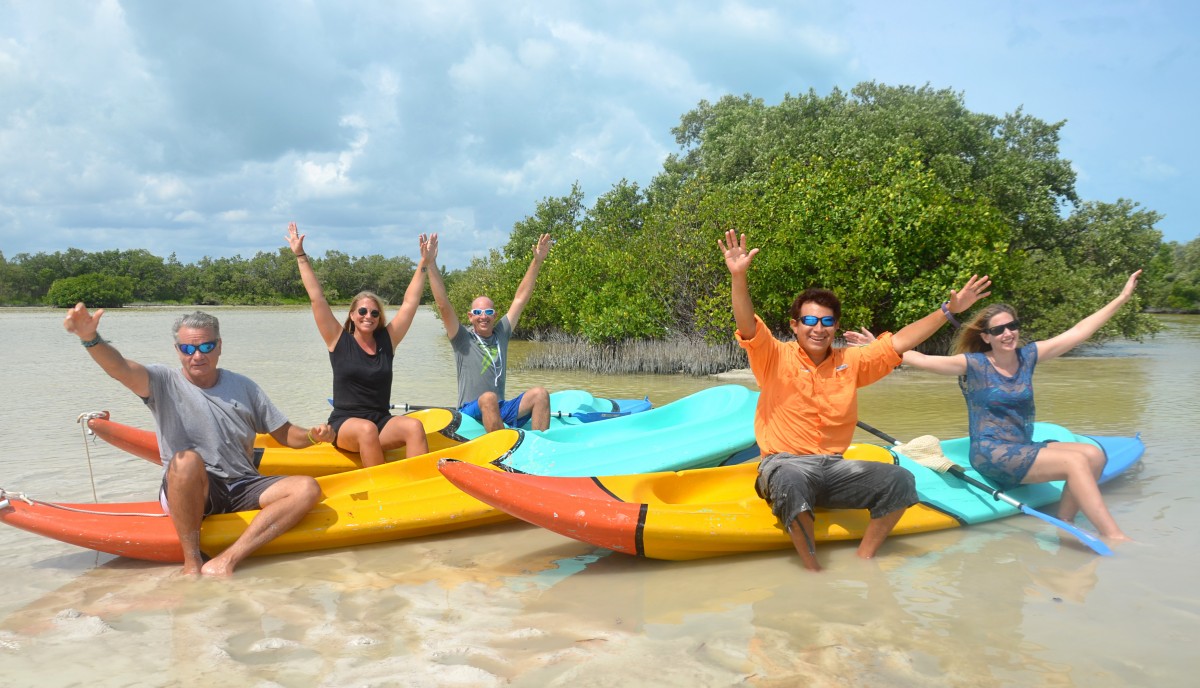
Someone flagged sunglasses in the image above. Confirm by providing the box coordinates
[177,340,217,356]
[796,315,836,327]
[984,320,1020,336]
[356,307,381,318]
[470,308,496,316]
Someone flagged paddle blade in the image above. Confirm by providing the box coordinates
[1017,505,1114,556]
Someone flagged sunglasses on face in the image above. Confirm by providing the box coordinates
[470,308,496,316]
[357,307,381,318]
[796,315,836,327]
[177,341,217,356]
[984,320,1020,336]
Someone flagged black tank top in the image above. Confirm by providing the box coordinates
[329,328,393,417]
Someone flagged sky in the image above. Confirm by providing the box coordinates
[1,1,1196,270]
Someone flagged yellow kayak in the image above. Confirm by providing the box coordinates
[84,407,467,476]
[2,429,520,562]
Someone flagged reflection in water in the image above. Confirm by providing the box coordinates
[1,309,1198,685]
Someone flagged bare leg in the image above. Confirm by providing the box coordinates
[378,415,429,457]
[200,476,321,577]
[517,387,551,431]
[164,451,210,577]
[334,417,386,467]
[477,391,503,433]
[858,507,907,559]
[1022,443,1128,541]
[787,513,821,572]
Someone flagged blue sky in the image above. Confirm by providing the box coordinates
[1,1,1194,270]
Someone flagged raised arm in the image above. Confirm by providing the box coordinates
[63,303,151,398]
[1037,270,1141,362]
[425,237,460,339]
[719,229,760,338]
[506,233,552,331]
[900,350,968,376]
[384,233,435,348]
[285,222,342,349]
[891,274,992,354]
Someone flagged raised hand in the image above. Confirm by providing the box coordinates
[419,233,438,267]
[533,233,552,262]
[63,302,103,340]
[946,274,992,315]
[842,327,876,347]
[718,229,759,275]
[285,222,306,256]
[1119,269,1142,301]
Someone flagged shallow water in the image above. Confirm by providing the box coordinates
[0,307,1196,687]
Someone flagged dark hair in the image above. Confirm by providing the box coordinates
[343,291,387,334]
[789,288,841,323]
[952,303,1020,354]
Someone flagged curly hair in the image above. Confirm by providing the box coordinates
[789,288,841,323]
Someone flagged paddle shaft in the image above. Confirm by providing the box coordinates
[328,398,599,419]
[854,421,1113,556]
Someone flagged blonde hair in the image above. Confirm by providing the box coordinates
[343,291,387,334]
[951,304,1020,355]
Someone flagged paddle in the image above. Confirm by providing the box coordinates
[855,420,1114,557]
[326,399,630,423]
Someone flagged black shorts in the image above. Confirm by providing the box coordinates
[328,409,394,441]
[160,472,285,516]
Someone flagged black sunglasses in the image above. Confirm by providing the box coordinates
[177,340,217,355]
[984,320,1020,336]
[357,307,381,318]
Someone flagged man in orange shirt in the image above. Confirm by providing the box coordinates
[720,229,991,571]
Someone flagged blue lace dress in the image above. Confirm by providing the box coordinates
[959,342,1047,489]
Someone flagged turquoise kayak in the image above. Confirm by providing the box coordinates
[494,384,760,476]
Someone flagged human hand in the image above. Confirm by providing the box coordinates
[310,424,334,444]
[533,233,552,262]
[419,233,438,267]
[1119,269,1142,301]
[946,274,992,314]
[285,222,306,256]
[718,229,758,275]
[842,327,876,347]
[63,302,103,340]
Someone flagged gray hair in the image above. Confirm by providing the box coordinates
[173,311,221,340]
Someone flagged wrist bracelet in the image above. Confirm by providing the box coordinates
[306,428,319,445]
[81,333,105,348]
[940,301,961,329]
[295,253,307,259]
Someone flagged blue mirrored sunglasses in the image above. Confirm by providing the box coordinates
[177,340,217,355]
[470,308,496,316]
[797,315,836,327]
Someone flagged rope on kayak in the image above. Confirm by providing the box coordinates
[0,488,166,518]
[75,411,108,503]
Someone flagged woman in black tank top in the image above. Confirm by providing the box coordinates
[287,222,435,467]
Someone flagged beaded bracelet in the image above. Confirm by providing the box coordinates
[81,333,105,348]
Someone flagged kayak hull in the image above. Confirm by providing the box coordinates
[438,423,1144,560]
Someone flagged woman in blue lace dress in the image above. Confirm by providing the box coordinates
[900,271,1142,542]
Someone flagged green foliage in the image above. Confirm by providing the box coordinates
[46,273,135,308]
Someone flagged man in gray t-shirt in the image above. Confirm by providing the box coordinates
[64,304,333,578]
[428,233,553,432]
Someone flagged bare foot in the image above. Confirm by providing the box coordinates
[200,557,235,578]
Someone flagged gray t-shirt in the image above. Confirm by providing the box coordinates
[144,364,288,481]
[450,316,512,408]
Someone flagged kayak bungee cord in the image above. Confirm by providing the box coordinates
[74,411,106,503]
[0,487,166,518]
